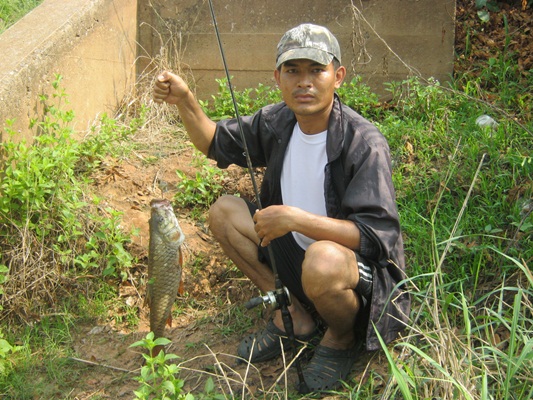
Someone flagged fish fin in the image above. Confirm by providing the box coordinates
[177,248,185,296]
[150,344,165,358]
[144,287,150,308]
[144,278,153,308]
[178,279,185,296]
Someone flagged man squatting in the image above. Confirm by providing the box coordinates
[153,23,410,394]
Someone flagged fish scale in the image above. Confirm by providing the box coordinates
[147,199,185,343]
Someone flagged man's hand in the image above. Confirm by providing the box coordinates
[254,205,362,250]
[253,205,296,247]
[151,71,216,155]
[153,71,190,105]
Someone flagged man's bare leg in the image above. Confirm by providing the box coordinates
[302,240,362,349]
[208,195,315,336]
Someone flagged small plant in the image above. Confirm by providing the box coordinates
[174,150,227,213]
[131,333,227,400]
[475,0,500,22]
[0,330,24,376]
[199,78,281,120]
[80,104,147,171]
[74,203,136,281]
[130,333,193,400]
[337,75,381,120]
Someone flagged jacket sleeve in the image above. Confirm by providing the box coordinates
[343,125,401,267]
[207,112,263,169]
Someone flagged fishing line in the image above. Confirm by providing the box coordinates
[207,0,307,391]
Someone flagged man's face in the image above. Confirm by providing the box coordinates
[274,59,345,122]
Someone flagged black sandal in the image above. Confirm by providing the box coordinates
[237,320,320,363]
[297,344,361,394]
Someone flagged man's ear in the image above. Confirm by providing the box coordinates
[274,68,281,86]
[335,66,347,89]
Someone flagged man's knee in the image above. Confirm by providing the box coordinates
[208,195,248,238]
[305,241,346,275]
[302,241,355,297]
[209,195,234,234]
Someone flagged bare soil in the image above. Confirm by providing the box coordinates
[67,1,532,398]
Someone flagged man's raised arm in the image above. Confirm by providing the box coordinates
[153,71,216,155]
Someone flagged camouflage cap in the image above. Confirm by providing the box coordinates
[276,23,341,68]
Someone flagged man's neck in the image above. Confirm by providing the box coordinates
[295,100,334,134]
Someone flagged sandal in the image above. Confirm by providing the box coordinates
[297,343,361,394]
[237,319,320,363]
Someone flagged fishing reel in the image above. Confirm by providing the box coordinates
[245,286,291,310]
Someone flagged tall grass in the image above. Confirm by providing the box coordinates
[359,68,533,399]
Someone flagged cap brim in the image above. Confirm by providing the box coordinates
[276,48,334,68]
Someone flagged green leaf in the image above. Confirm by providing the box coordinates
[374,324,414,400]
[161,380,176,395]
[204,377,215,393]
[164,354,180,362]
[477,10,490,23]
[154,337,172,346]
[130,339,148,348]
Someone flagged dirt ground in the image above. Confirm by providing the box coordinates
[67,1,531,398]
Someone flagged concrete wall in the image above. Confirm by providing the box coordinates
[138,0,456,100]
[0,0,456,141]
[0,0,138,141]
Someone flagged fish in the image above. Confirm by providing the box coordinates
[147,198,185,356]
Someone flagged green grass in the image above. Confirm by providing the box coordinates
[366,66,533,399]
[0,0,43,33]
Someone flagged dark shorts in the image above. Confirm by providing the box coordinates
[246,201,374,309]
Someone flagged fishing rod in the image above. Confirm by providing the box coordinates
[207,0,307,391]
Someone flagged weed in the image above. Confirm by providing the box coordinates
[130,333,190,400]
[174,150,228,214]
[131,333,229,400]
[199,78,281,120]
[75,203,136,281]
[0,313,77,397]
[0,75,139,319]
[337,76,381,120]
[0,331,24,376]
[212,304,255,338]
[79,106,147,171]
[475,0,500,22]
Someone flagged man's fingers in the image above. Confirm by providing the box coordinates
[154,78,170,91]
[153,73,171,103]
[157,71,171,82]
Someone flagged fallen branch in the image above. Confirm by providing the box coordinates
[68,356,135,374]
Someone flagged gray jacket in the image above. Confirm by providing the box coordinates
[208,94,410,351]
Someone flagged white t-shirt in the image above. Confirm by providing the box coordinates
[280,123,328,250]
